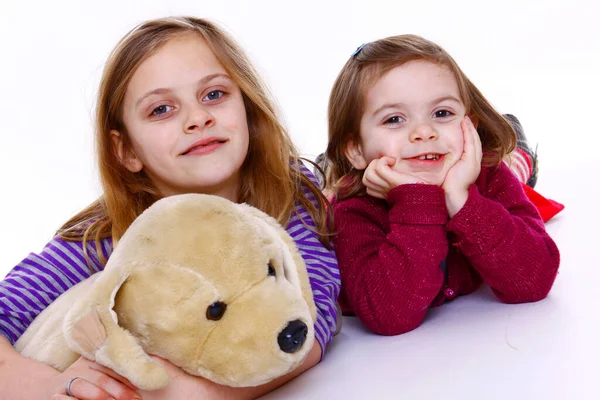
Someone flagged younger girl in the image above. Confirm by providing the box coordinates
[0,17,340,399]
[325,35,560,336]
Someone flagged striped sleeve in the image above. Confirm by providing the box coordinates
[286,163,341,359]
[0,237,111,345]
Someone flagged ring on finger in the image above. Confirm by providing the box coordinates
[65,377,79,397]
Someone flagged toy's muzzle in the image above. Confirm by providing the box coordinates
[277,319,308,353]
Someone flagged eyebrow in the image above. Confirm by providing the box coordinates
[371,102,406,117]
[370,95,462,117]
[430,95,462,106]
[135,73,232,109]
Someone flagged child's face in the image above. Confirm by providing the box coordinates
[115,33,250,200]
[349,60,466,186]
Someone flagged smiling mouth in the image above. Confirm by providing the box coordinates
[182,139,228,156]
[415,153,441,161]
[405,153,445,161]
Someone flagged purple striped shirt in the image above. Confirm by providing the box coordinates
[0,166,340,358]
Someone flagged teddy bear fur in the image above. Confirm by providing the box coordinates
[15,194,317,390]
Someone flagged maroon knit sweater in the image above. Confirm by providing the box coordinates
[332,163,560,336]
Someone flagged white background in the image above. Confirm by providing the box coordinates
[0,0,597,272]
[0,0,599,397]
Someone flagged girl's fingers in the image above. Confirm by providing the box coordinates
[65,376,112,400]
[363,178,387,196]
[379,164,425,186]
[88,363,137,391]
[363,163,389,190]
[378,165,402,186]
[363,173,388,191]
[366,187,386,199]
[86,369,141,399]
[462,116,482,163]
[374,158,405,187]
[466,116,483,161]
[379,156,396,167]
[365,156,429,193]
[462,117,474,157]
[55,357,142,400]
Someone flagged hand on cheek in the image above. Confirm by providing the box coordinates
[363,156,431,200]
[442,116,482,217]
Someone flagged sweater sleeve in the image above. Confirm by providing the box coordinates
[333,184,449,336]
[287,164,341,359]
[0,237,110,345]
[446,163,560,303]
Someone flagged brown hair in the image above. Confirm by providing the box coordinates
[326,34,517,200]
[58,16,331,266]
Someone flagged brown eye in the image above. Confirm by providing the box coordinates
[206,301,227,321]
[268,263,276,277]
[433,109,453,118]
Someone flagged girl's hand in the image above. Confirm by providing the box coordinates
[48,357,141,400]
[363,156,429,200]
[138,357,231,400]
[140,341,322,400]
[442,116,482,217]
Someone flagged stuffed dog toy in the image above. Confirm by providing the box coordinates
[15,194,317,390]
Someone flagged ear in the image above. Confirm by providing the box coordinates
[63,266,169,390]
[238,204,317,324]
[344,139,368,170]
[110,130,143,173]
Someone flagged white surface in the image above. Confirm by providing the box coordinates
[0,0,598,399]
[266,289,579,400]
[265,163,600,399]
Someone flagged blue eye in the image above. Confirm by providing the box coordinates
[203,90,224,101]
[433,110,453,118]
[151,105,173,116]
[385,116,404,124]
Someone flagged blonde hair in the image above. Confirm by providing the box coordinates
[326,34,517,200]
[58,16,331,265]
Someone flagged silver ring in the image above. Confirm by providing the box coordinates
[65,377,79,397]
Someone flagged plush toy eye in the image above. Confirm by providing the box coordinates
[268,262,276,277]
[206,301,227,321]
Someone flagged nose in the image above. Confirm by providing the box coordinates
[277,320,308,353]
[409,123,439,143]
[184,104,214,134]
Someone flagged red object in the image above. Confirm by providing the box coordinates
[332,163,561,336]
[522,184,564,222]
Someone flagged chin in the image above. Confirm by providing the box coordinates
[416,170,447,186]
[198,171,241,192]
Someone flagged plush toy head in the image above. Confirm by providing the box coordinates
[63,194,317,390]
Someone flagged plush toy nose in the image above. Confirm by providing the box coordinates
[277,319,308,353]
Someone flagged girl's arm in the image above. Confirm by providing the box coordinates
[446,163,560,303]
[0,237,107,344]
[334,184,449,335]
[0,336,141,400]
[0,336,62,399]
[287,183,341,357]
[292,163,342,355]
[0,238,138,399]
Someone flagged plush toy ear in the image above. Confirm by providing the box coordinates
[62,265,169,390]
[238,204,317,323]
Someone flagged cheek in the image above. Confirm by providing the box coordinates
[223,101,250,136]
[363,131,403,161]
[453,136,464,155]
[447,124,464,153]
[130,125,175,165]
